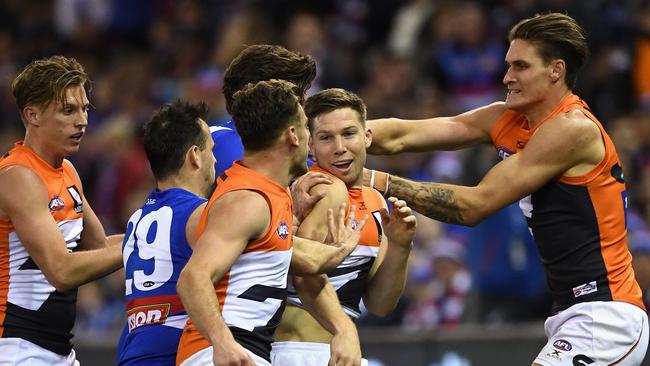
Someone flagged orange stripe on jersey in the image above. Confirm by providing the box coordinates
[490,95,645,312]
[177,162,293,365]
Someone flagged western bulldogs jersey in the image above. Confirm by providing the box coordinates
[287,165,384,319]
[116,188,206,365]
[176,162,294,365]
[0,142,84,355]
[210,121,243,177]
[490,93,645,313]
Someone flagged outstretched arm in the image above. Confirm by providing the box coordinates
[366,113,604,226]
[366,102,505,154]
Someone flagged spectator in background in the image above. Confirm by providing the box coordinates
[403,234,470,331]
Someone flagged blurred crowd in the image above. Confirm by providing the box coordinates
[1,0,650,340]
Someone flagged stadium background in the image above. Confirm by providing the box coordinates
[0,0,649,365]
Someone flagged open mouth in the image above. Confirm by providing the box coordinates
[70,132,84,142]
[332,160,353,170]
[507,89,521,96]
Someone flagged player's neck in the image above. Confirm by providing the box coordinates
[23,132,64,168]
[157,166,210,198]
[524,89,572,128]
[242,150,292,188]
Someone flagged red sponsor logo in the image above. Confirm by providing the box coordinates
[127,303,170,332]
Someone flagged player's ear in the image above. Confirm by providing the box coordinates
[288,125,300,147]
[550,59,565,83]
[23,106,41,127]
[187,145,201,169]
[365,127,372,149]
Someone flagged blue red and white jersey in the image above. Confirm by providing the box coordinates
[116,188,206,366]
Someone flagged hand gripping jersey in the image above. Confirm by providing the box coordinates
[116,188,206,365]
[287,165,384,319]
[0,142,84,355]
[176,162,294,365]
[490,93,645,313]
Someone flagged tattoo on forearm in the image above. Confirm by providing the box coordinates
[388,177,465,224]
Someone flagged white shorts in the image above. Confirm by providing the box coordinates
[534,301,648,366]
[179,345,271,366]
[271,341,368,366]
[0,338,79,366]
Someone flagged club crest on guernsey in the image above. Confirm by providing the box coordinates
[48,195,65,211]
[276,221,290,240]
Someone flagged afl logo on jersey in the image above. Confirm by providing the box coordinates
[351,219,359,230]
[553,339,572,351]
[276,220,290,240]
[496,146,514,160]
[48,196,65,211]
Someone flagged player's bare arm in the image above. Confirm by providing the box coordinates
[0,165,123,292]
[366,102,506,155]
[290,183,368,275]
[185,202,208,248]
[291,171,333,229]
[378,112,604,226]
[177,190,267,366]
[362,197,417,316]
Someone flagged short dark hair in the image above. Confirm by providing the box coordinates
[12,55,89,116]
[304,88,367,132]
[230,79,300,151]
[509,13,589,89]
[223,44,316,114]
[144,100,209,181]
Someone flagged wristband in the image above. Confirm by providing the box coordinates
[370,170,391,196]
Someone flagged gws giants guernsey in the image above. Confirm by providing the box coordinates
[490,94,645,313]
[287,165,384,319]
[176,162,293,364]
[0,142,84,355]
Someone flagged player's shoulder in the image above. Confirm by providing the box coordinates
[0,163,42,187]
[543,109,601,145]
[314,177,348,203]
[0,163,48,215]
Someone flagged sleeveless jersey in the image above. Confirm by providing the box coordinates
[490,93,645,313]
[287,165,384,319]
[0,142,84,355]
[116,188,206,365]
[176,162,294,364]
